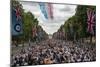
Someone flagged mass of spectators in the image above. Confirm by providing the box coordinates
[11,39,96,67]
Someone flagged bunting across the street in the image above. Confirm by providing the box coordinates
[39,2,48,19]
[39,2,53,20]
[47,3,53,19]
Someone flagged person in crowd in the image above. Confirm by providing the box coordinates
[11,39,96,66]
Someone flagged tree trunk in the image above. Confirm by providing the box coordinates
[90,35,92,44]
[74,33,76,43]
[29,38,31,46]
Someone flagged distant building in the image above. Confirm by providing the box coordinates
[49,34,52,39]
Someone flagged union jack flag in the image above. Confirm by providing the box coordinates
[32,26,37,37]
[87,8,95,34]
[12,6,23,36]
[15,6,21,21]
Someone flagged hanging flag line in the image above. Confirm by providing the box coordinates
[47,3,53,19]
[39,2,53,20]
[39,2,48,19]
[87,8,95,35]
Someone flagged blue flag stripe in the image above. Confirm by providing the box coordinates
[39,2,48,19]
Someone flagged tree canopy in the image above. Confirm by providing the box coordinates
[11,0,48,43]
[53,5,96,41]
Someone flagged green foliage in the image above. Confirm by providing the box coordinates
[60,5,96,40]
[22,11,38,41]
[11,0,47,43]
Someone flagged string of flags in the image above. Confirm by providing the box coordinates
[47,3,53,19]
[39,2,53,20]
[87,8,95,35]
[39,2,48,19]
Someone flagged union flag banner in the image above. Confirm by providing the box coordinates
[87,8,95,34]
[32,26,37,37]
[11,6,23,36]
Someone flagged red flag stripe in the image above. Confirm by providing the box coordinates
[47,3,53,19]
[87,8,95,34]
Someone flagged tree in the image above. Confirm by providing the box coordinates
[12,0,39,45]
[57,5,96,44]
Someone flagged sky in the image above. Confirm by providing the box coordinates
[20,1,77,34]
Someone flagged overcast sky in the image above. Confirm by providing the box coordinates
[20,1,77,34]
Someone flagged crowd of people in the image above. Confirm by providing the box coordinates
[11,39,96,67]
